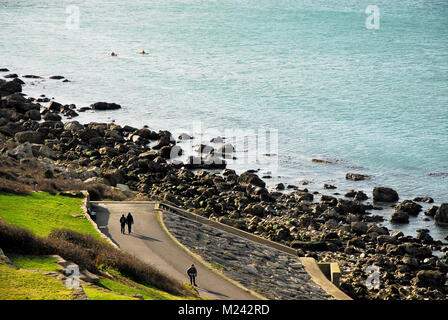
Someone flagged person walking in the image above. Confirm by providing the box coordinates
[187,264,198,286]
[126,212,134,234]
[119,214,126,234]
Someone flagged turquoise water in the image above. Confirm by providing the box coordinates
[1,0,447,239]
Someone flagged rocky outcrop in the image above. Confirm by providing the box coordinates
[372,187,399,202]
[434,203,448,226]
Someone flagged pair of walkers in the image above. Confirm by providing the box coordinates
[120,212,134,234]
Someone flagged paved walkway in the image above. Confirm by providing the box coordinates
[90,201,256,300]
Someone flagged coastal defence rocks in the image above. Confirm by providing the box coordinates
[372,187,399,202]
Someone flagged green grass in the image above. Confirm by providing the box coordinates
[0,260,75,300]
[103,269,197,300]
[82,285,138,300]
[8,254,62,272]
[0,192,101,239]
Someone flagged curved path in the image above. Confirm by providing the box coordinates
[90,201,257,300]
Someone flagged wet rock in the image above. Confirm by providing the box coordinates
[15,130,45,144]
[351,221,368,235]
[399,243,432,259]
[90,102,121,110]
[178,133,193,140]
[346,173,372,181]
[395,200,422,216]
[434,204,448,226]
[210,136,224,143]
[390,210,409,223]
[414,270,445,288]
[64,121,84,132]
[4,73,18,78]
[274,183,285,191]
[416,229,434,244]
[43,112,62,122]
[0,78,22,96]
[425,205,439,217]
[373,187,399,202]
[413,197,434,203]
[49,75,65,80]
[238,171,265,188]
[23,74,41,79]
[323,184,336,189]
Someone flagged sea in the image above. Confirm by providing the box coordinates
[1,0,447,241]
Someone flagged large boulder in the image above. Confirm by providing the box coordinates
[434,203,448,226]
[238,171,266,188]
[64,121,84,132]
[395,200,422,216]
[414,270,445,288]
[0,78,22,96]
[15,130,45,144]
[373,187,399,202]
[90,102,121,110]
[390,210,409,223]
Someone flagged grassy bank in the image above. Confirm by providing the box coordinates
[0,192,197,300]
[0,192,100,239]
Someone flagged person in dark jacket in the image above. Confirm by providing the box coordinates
[119,214,126,234]
[126,212,134,234]
[187,264,197,286]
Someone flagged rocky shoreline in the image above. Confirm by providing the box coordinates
[1,68,448,300]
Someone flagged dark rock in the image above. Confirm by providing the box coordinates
[413,197,434,203]
[373,187,399,202]
[435,204,448,226]
[238,171,265,188]
[15,131,45,144]
[0,68,9,72]
[290,240,328,251]
[346,173,372,181]
[49,75,65,80]
[414,270,445,288]
[48,101,63,113]
[43,112,62,122]
[274,183,285,191]
[178,133,193,140]
[64,121,84,131]
[210,136,224,143]
[351,221,368,235]
[0,78,22,96]
[25,109,41,121]
[4,74,18,79]
[323,184,337,189]
[395,200,422,216]
[425,205,439,217]
[390,210,409,223]
[23,75,41,79]
[90,102,121,110]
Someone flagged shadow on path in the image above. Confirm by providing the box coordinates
[128,232,161,242]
